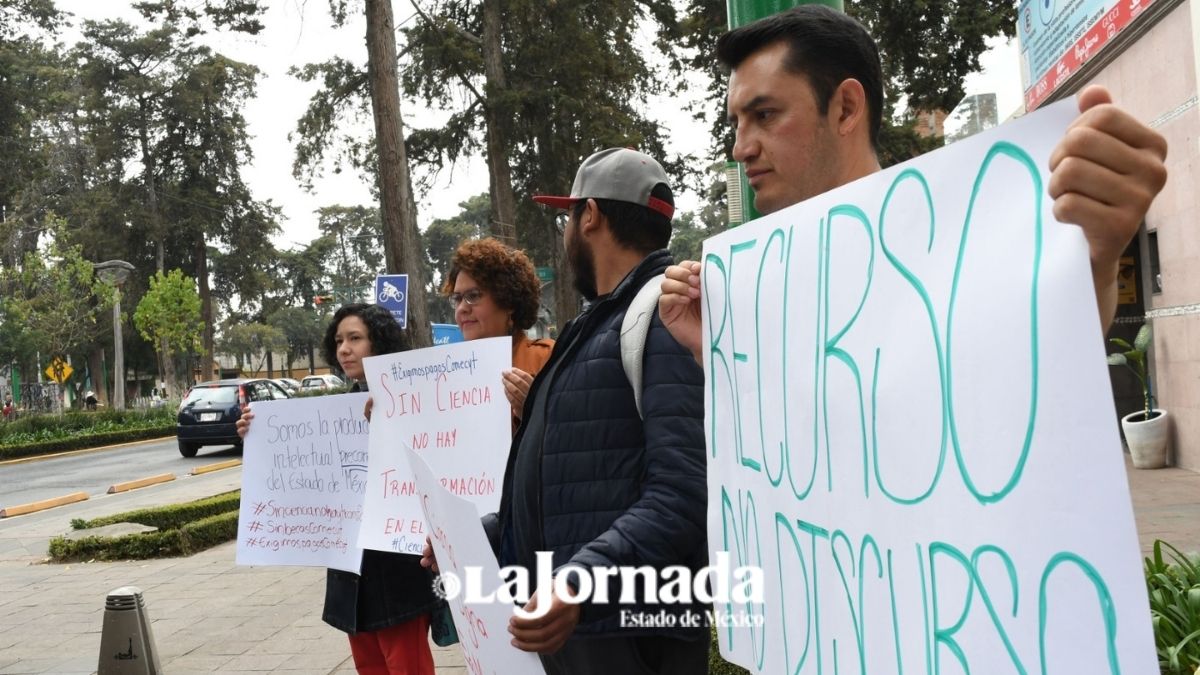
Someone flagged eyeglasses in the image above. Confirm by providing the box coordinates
[448,288,485,308]
[554,211,570,235]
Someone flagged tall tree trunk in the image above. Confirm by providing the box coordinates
[552,227,577,330]
[365,0,431,350]
[89,347,107,406]
[196,235,215,383]
[481,0,517,247]
[137,99,173,393]
[136,100,165,274]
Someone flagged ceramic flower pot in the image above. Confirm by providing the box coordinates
[1121,408,1170,469]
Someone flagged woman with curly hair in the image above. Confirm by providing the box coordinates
[237,303,440,674]
[441,237,554,421]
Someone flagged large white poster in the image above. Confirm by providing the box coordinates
[409,448,545,675]
[237,393,371,573]
[359,337,512,554]
[703,100,1155,672]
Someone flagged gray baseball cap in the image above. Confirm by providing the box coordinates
[533,148,674,219]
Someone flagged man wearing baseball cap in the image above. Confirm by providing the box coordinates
[494,148,708,672]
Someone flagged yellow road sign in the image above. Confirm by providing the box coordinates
[45,358,73,384]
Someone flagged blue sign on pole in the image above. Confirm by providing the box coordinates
[431,323,463,346]
[375,274,408,328]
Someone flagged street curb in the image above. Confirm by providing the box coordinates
[107,472,177,494]
[190,459,242,475]
[0,436,175,466]
[0,491,89,518]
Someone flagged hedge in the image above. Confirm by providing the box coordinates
[72,490,241,531]
[708,624,750,675]
[49,510,239,562]
[0,408,174,442]
[50,491,242,562]
[0,425,175,461]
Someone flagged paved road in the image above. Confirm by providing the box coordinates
[0,437,241,509]
[0,463,244,562]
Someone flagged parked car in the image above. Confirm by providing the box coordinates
[176,378,291,458]
[300,374,345,392]
[273,377,302,394]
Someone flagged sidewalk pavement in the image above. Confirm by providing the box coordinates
[0,454,1197,674]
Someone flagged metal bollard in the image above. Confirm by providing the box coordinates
[97,586,161,675]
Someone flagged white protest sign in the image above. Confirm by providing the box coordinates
[237,392,370,573]
[359,336,511,554]
[408,447,545,675]
[703,99,1156,672]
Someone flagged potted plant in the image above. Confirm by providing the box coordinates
[1108,323,1169,468]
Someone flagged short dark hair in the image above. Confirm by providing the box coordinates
[571,182,674,254]
[717,5,883,150]
[320,303,405,372]
[440,238,542,334]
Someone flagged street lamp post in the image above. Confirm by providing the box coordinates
[95,260,135,411]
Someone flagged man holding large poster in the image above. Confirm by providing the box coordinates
[656,5,1169,673]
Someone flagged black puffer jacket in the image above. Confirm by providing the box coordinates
[487,249,708,638]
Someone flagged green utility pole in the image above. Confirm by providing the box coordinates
[725,0,843,225]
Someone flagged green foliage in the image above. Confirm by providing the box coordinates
[0,407,173,441]
[53,490,241,562]
[267,306,328,372]
[674,0,1015,172]
[0,407,175,460]
[133,0,267,37]
[76,490,240,530]
[671,163,730,262]
[290,386,350,399]
[1145,540,1200,673]
[217,322,287,373]
[49,508,239,562]
[0,425,175,461]
[423,194,488,323]
[134,269,203,357]
[1108,323,1156,420]
[707,624,750,674]
[0,217,115,364]
[316,204,385,303]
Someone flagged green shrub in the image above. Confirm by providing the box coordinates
[291,386,350,399]
[1146,540,1200,674]
[74,490,240,531]
[708,624,750,674]
[0,407,174,443]
[0,425,175,461]
[49,510,239,561]
[50,491,241,562]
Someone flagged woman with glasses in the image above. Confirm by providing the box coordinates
[237,303,440,675]
[442,237,554,424]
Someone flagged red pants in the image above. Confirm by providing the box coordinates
[347,614,435,675]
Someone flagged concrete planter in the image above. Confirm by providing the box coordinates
[1122,408,1170,469]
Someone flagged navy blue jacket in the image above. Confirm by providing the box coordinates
[486,249,708,638]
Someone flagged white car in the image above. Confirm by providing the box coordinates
[272,378,302,394]
[301,374,345,392]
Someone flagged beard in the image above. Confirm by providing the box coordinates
[568,232,598,300]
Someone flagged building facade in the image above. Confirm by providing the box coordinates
[1021,0,1199,469]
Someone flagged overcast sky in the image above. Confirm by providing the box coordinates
[54,1,1022,252]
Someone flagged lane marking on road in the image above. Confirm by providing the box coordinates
[107,473,177,494]
[0,436,176,466]
[0,491,89,518]
[190,459,242,476]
